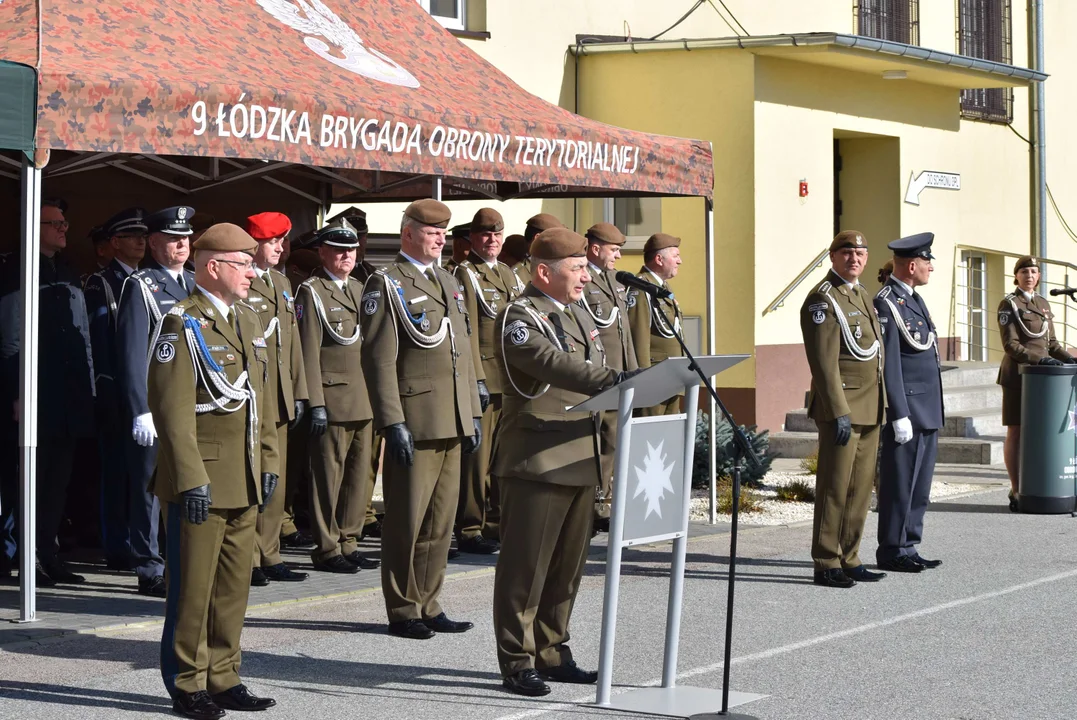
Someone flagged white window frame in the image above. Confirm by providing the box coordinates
[957,250,988,362]
[417,0,466,31]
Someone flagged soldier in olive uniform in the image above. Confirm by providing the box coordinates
[445,223,471,273]
[360,199,483,640]
[577,223,637,529]
[996,255,1075,509]
[499,233,532,288]
[150,224,278,719]
[296,221,380,575]
[627,233,684,417]
[453,208,527,553]
[246,212,310,585]
[515,213,565,287]
[800,231,886,588]
[492,227,625,697]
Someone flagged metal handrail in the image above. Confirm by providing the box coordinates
[762,247,829,316]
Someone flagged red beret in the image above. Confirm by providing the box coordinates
[246,212,292,240]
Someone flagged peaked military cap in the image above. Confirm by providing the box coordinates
[1013,255,1038,274]
[312,219,360,248]
[451,223,472,240]
[146,206,195,236]
[103,207,148,237]
[192,223,258,253]
[531,228,588,260]
[586,222,626,246]
[888,232,934,260]
[87,225,109,245]
[830,230,866,251]
[247,212,293,240]
[327,205,368,234]
[404,199,451,228]
[524,213,564,241]
[471,208,504,232]
[501,234,529,259]
[644,233,680,254]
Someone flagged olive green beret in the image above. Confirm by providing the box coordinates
[471,207,504,232]
[524,212,565,241]
[501,234,529,259]
[190,212,217,233]
[585,222,626,246]
[1013,255,1038,274]
[192,223,257,254]
[644,233,680,254]
[530,227,588,261]
[404,199,451,229]
[830,230,866,251]
[450,223,471,240]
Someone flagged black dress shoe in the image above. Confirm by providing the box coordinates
[878,555,924,573]
[424,612,473,633]
[593,517,610,533]
[138,575,167,597]
[361,520,383,539]
[211,683,276,711]
[1008,490,1019,512]
[457,535,499,554]
[387,619,436,640]
[35,564,57,588]
[845,565,886,582]
[312,555,359,574]
[250,567,270,587]
[343,550,380,569]
[171,690,225,720]
[281,530,317,550]
[813,568,856,588]
[538,660,598,684]
[40,559,85,585]
[911,554,942,569]
[447,548,460,561]
[503,669,551,697]
[262,563,308,581]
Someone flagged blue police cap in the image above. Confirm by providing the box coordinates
[311,219,359,248]
[103,207,148,237]
[888,232,934,260]
[146,206,195,236]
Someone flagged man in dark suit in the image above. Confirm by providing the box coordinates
[873,233,945,573]
[115,206,196,597]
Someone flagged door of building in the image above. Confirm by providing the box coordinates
[958,250,988,361]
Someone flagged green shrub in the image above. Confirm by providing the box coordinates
[715,477,764,514]
[799,451,819,475]
[775,479,815,503]
[692,412,775,489]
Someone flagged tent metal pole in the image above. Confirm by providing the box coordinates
[18,157,41,623]
[432,176,442,201]
[705,196,717,525]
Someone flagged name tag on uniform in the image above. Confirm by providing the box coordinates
[252,337,267,348]
[248,295,262,302]
[847,310,861,317]
[161,300,175,306]
[409,295,428,305]
[329,307,344,312]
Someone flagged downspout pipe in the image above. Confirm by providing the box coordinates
[1030,0,1046,262]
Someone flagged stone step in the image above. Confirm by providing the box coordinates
[784,405,1006,438]
[940,362,998,389]
[941,384,1003,413]
[768,431,1004,465]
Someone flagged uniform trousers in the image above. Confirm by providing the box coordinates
[254,419,290,567]
[381,437,460,623]
[36,436,75,564]
[811,420,880,571]
[493,476,593,676]
[125,435,164,582]
[282,413,311,537]
[595,411,617,520]
[877,426,937,564]
[363,435,383,529]
[636,394,681,418]
[309,420,374,562]
[457,394,501,541]
[98,425,131,564]
[160,502,256,696]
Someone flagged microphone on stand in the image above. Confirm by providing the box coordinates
[614,270,673,299]
[1049,287,1077,297]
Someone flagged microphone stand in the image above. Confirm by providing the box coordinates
[652,300,762,716]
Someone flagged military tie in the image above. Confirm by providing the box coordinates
[424,267,438,286]
[548,311,569,350]
[177,273,186,292]
[263,271,273,290]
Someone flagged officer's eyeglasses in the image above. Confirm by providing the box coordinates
[214,258,255,272]
[41,220,69,231]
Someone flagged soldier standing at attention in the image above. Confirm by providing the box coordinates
[800,231,886,588]
[626,233,684,416]
[360,199,483,640]
[517,213,565,286]
[116,206,196,597]
[150,223,278,720]
[454,208,526,553]
[296,221,380,575]
[498,233,532,288]
[246,212,310,586]
[874,233,945,573]
[492,228,626,697]
[444,223,471,273]
[578,223,637,531]
[84,208,149,571]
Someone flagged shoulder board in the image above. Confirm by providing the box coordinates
[269,267,286,279]
[818,281,832,293]
[299,277,318,289]
[167,306,185,317]
[877,286,891,299]
[131,267,157,278]
[375,267,390,276]
[237,300,255,311]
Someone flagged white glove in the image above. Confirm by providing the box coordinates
[892,416,913,445]
[133,413,158,447]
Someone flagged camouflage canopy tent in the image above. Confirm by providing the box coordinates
[0,0,715,617]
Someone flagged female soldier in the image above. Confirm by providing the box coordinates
[877,259,894,286]
[996,256,1075,510]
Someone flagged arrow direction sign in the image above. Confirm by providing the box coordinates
[905,170,961,205]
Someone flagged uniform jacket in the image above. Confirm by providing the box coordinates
[350,259,377,284]
[512,259,532,287]
[494,286,619,486]
[996,291,1072,389]
[359,254,481,441]
[148,290,278,508]
[115,259,195,420]
[84,259,133,426]
[295,269,371,423]
[246,268,308,424]
[801,270,886,426]
[454,252,527,393]
[626,267,682,370]
[874,278,944,430]
[577,265,637,373]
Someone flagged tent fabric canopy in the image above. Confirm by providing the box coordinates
[0,0,713,199]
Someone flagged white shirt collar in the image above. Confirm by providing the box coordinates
[831,270,858,289]
[116,259,136,276]
[644,267,665,286]
[588,262,603,275]
[400,251,435,274]
[538,289,567,312]
[165,268,185,283]
[1018,288,1034,300]
[891,276,914,296]
[196,284,231,321]
[256,264,273,281]
[324,269,347,290]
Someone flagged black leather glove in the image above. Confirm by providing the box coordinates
[1039,357,1065,366]
[616,368,645,384]
[384,422,415,467]
[477,380,491,413]
[259,472,278,513]
[310,405,328,436]
[463,417,482,455]
[181,484,211,525]
[290,399,306,429]
[834,414,852,447]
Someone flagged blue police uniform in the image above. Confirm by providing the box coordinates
[114,206,195,592]
[873,233,945,568]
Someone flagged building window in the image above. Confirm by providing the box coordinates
[957,0,1013,124]
[418,0,465,31]
[613,197,663,243]
[854,0,919,45]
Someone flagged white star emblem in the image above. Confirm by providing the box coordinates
[1069,409,1077,433]
[633,440,676,520]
